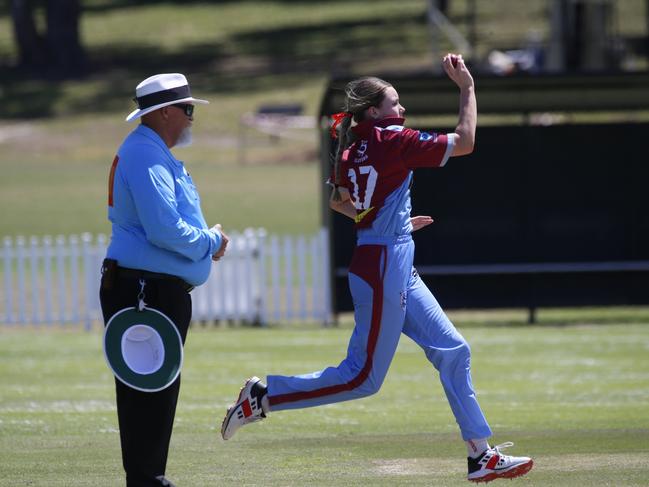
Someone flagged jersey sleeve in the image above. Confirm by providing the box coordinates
[399,128,455,168]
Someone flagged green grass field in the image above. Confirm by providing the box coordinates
[2,312,648,486]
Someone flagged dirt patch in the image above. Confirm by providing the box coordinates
[371,458,458,476]
[0,123,36,144]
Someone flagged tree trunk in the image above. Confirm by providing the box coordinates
[646,0,649,57]
[10,0,47,68]
[46,0,85,75]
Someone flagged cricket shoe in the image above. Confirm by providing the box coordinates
[221,376,267,440]
[467,442,533,483]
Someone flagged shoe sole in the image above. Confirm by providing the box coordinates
[468,459,533,483]
[220,377,260,440]
[220,404,236,440]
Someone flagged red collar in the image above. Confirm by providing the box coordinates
[351,117,406,137]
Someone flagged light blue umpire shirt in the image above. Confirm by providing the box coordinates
[106,124,221,287]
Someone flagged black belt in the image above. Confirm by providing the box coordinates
[117,266,194,293]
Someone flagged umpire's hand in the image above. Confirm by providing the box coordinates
[211,224,229,262]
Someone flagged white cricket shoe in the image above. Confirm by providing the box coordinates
[221,376,267,440]
[467,442,533,483]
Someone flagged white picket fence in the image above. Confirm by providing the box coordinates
[1,228,332,329]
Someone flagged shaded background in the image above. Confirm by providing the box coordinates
[2,0,649,287]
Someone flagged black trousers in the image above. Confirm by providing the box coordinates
[100,272,191,487]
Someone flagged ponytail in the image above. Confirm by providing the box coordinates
[330,112,354,202]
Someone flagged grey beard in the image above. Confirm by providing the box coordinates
[175,127,193,148]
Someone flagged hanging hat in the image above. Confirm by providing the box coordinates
[125,73,209,122]
[103,307,184,392]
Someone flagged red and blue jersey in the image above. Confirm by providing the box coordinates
[338,117,455,237]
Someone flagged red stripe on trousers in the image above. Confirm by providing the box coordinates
[269,245,386,406]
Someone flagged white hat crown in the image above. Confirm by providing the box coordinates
[136,73,188,97]
[125,72,209,122]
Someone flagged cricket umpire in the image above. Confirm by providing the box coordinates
[100,73,228,487]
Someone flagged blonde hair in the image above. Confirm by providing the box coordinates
[331,77,392,201]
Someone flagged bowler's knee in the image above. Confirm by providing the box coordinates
[439,339,472,373]
[351,372,385,398]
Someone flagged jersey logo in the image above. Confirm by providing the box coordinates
[354,206,374,224]
[357,140,368,155]
[419,132,435,141]
[354,140,368,163]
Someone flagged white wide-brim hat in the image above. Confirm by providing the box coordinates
[125,73,209,122]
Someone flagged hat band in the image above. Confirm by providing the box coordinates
[135,85,191,110]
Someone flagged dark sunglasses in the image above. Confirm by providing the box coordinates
[173,103,194,117]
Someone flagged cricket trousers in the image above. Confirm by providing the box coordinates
[267,234,492,441]
[100,271,191,487]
